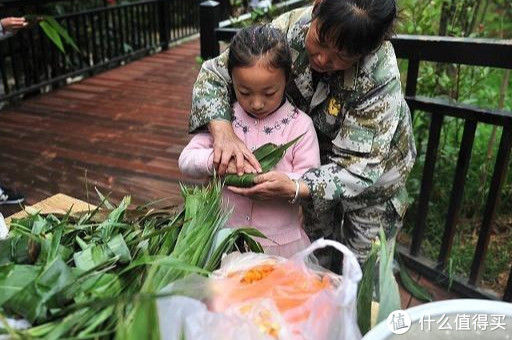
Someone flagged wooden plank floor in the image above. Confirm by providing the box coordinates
[0,38,459,307]
[0,40,201,215]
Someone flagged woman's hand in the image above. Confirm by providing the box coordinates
[209,120,261,176]
[0,17,27,33]
[228,171,310,201]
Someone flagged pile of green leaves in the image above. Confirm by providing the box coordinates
[0,180,263,339]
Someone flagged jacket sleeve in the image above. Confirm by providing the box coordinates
[285,116,321,180]
[301,72,413,203]
[178,133,215,178]
[188,11,295,133]
[189,49,233,133]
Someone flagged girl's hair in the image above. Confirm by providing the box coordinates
[312,0,397,57]
[228,25,292,81]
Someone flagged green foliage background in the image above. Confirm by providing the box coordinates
[396,0,512,295]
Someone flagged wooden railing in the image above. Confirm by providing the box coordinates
[198,0,512,301]
[0,0,200,102]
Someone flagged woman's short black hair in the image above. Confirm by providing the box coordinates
[312,0,397,57]
[228,25,292,81]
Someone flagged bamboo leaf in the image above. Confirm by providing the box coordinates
[39,21,64,53]
[398,256,432,302]
[0,264,40,305]
[95,187,114,210]
[224,133,305,187]
[357,242,378,335]
[73,245,113,271]
[5,258,75,323]
[107,234,131,263]
[0,239,11,265]
[376,229,401,323]
[76,236,88,250]
[43,16,80,52]
[223,173,256,187]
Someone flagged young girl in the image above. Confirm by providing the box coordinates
[179,25,320,257]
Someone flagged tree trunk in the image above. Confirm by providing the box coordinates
[468,0,483,36]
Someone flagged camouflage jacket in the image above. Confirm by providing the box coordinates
[189,6,416,217]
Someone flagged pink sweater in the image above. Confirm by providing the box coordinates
[179,101,320,249]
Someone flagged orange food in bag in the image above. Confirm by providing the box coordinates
[210,260,335,328]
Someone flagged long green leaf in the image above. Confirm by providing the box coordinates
[107,233,132,263]
[39,21,64,53]
[398,256,432,302]
[357,242,378,335]
[44,16,80,52]
[376,229,401,323]
[0,264,40,305]
[5,257,75,323]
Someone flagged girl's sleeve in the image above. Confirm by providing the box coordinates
[178,133,215,178]
[286,116,321,180]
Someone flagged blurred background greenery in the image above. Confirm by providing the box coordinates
[396,0,511,296]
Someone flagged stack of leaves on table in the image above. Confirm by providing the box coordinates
[0,180,263,339]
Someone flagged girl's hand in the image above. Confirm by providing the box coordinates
[225,158,258,174]
[228,171,310,201]
[209,120,261,176]
[1,17,27,33]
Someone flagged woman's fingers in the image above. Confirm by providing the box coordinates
[227,184,271,200]
[228,172,295,201]
[227,186,252,196]
[234,148,245,176]
[218,147,232,175]
[209,120,260,176]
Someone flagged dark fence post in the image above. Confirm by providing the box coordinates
[200,0,220,60]
[158,0,171,50]
[217,0,231,20]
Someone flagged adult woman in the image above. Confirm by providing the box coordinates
[188,0,416,265]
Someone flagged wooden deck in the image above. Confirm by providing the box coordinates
[0,38,459,307]
[0,40,201,215]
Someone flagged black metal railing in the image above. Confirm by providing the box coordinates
[199,0,512,301]
[0,0,200,102]
[200,0,307,59]
[212,0,305,21]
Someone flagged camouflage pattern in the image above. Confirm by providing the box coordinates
[189,6,417,262]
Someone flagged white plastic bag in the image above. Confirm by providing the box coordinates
[157,239,362,340]
[0,213,8,239]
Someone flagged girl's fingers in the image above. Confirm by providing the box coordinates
[218,149,232,176]
[245,151,262,173]
[212,148,221,169]
[253,173,270,184]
